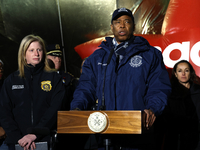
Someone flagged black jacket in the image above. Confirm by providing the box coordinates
[162,82,200,149]
[58,70,78,110]
[190,83,200,123]
[163,82,199,132]
[163,83,200,150]
[0,79,3,93]
[0,63,65,144]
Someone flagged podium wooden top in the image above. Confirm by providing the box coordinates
[57,110,142,134]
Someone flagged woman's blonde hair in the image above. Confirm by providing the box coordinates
[18,34,51,77]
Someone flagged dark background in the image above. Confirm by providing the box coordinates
[0,0,169,78]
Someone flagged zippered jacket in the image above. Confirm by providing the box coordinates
[0,63,65,144]
[71,36,171,115]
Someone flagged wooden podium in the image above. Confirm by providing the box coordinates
[57,111,142,134]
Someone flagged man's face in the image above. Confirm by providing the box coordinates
[47,55,62,70]
[111,15,134,44]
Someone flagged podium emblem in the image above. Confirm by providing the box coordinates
[87,112,108,133]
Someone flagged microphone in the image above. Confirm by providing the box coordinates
[99,48,115,110]
[27,127,50,136]
[106,48,115,65]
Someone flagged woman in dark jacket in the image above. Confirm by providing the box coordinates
[0,35,65,150]
[163,60,200,150]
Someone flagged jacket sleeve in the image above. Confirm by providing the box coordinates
[34,73,65,131]
[0,78,22,144]
[144,48,171,116]
[70,56,97,110]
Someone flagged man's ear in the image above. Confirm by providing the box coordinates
[133,24,135,33]
[110,24,113,33]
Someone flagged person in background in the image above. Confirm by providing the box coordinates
[163,60,200,150]
[0,35,65,150]
[46,44,78,109]
[46,44,62,71]
[0,59,8,150]
[71,7,171,150]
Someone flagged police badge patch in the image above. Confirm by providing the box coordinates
[41,81,52,92]
[129,55,142,67]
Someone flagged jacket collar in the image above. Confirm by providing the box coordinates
[100,36,150,56]
[24,63,44,77]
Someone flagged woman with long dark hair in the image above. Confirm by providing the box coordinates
[163,60,200,150]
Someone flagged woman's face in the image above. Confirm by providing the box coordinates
[25,41,43,67]
[175,62,191,84]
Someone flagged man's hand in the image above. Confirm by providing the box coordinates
[18,134,36,150]
[143,109,156,130]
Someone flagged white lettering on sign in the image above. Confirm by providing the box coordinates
[155,41,200,68]
[190,41,200,67]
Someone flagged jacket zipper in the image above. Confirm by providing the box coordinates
[30,75,34,125]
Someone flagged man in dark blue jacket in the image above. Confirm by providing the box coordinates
[71,8,171,150]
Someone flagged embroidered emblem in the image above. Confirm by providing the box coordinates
[12,85,24,90]
[118,8,128,13]
[129,55,142,67]
[41,81,52,92]
[55,44,60,49]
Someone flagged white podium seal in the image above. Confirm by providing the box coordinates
[87,112,108,133]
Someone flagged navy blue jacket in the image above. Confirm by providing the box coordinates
[71,36,171,115]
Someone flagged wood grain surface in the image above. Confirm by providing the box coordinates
[57,111,141,134]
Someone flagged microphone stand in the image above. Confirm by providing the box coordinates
[100,48,114,110]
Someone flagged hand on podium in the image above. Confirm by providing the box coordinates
[143,109,156,130]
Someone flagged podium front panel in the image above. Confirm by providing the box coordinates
[57,111,141,134]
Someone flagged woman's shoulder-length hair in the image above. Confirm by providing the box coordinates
[18,34,51,77]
